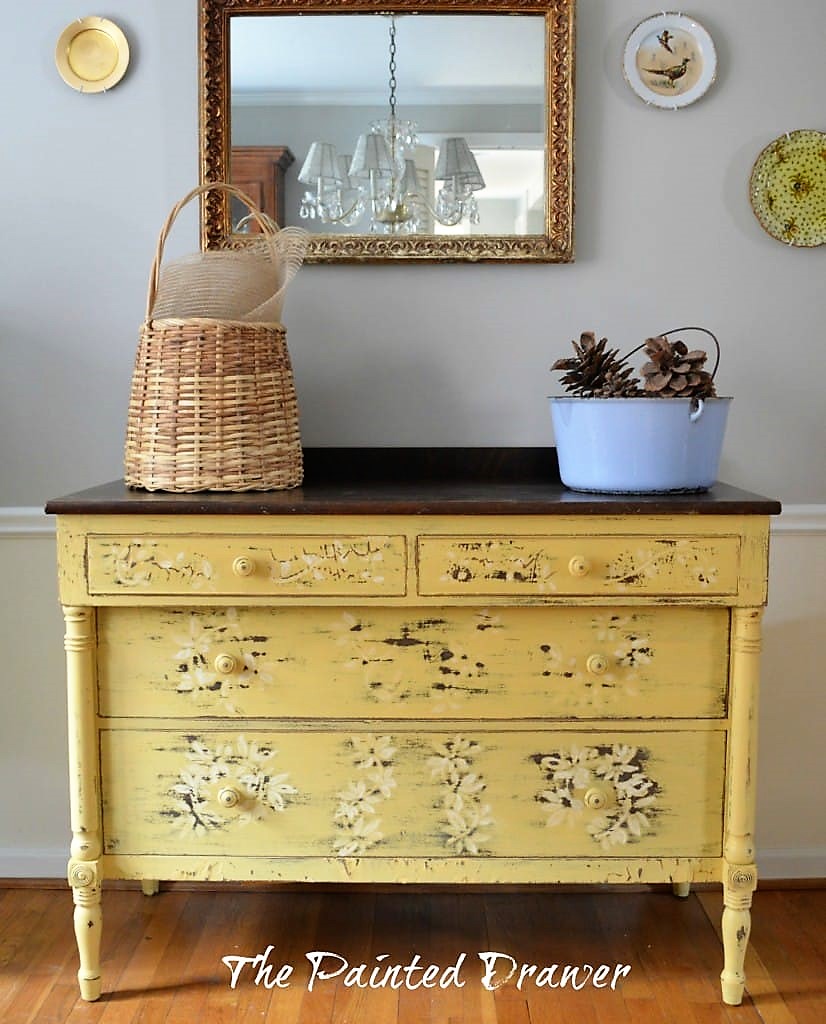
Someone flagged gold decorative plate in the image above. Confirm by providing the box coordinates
[749,129,826,247]
[55,17,130,93]
[623,13,716,110]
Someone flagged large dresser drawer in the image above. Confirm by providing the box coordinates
[417,535,741,598]
[98,604,729,720]
[86,534,407,597]
[101,728,725,860]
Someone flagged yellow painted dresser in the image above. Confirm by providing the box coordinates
[46,448,781,1005]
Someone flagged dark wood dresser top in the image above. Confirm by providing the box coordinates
[45,448,782,517]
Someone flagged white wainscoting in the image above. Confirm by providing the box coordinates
[2,506,824,879]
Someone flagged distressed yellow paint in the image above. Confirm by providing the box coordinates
[53,507,772,1004]
[102,852,723,886]
[100,728,725,860]
[55,513,769,607]
[87,532,408,597]
[97,604,729,720]
[418,534,742,597]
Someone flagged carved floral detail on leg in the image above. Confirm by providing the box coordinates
[428,737,494,855]
[333,736,397,857]
[101,541,215,589]
[439,539,558,592]
[169,735,297,835]
[169,609,274,713]
[533,744,660,850]
[605,541,719,589]
[68,858,101,896]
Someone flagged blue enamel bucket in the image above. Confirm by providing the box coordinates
[549,396,732,494]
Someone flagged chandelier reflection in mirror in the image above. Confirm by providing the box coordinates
[297,15,485,234]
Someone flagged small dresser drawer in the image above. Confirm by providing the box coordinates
[87,534,407,597]
[101,727,725,860]
[97,604,729,720]
[417,535,741,598]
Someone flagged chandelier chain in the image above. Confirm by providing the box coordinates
[388,16,397,121]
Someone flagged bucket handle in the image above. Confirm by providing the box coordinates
[689,398,705,423]
[622,326,721,383]
[145,182,275,322]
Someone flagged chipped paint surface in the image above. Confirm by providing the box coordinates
[97,604,729,719]
[100,728,725,860]
[169,734,297,834]
[533,744,660,850]
[418,533,741,597]
[55,510,772,1004]
[333,736,397,857]
[87,533,407,596]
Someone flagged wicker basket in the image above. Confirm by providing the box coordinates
[124,183,303,492]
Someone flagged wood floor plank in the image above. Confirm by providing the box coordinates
[1,885,825,1022]
[0,891,53,974]
[290,889,372,1024]
[233,892,312,1024]
[96,892,189,1024]
[0,891,74,1024]
[697,889,811,1024]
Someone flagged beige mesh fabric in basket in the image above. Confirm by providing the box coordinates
[123,182,306,492]
[149,192,307,323]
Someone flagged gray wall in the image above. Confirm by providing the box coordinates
[2,0,825,506]
[1,1,825,879]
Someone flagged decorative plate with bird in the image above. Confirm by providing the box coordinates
[623,13,716,110]
[749,130,826,247]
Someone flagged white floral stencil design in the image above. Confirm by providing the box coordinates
[100,540,215,589]
[537,614,653,710]
[428,737,494,855]
[605,541,719,589]
[439,539,558,592]
[267,538,393,587]
[169,609,274,714]
[169,735,297,835]
[333,736,397,857]
[533,744,659,850]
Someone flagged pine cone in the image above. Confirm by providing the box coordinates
[551,332,640,397]
[640,335,716,398]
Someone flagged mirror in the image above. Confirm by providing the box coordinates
[200,0,574,262]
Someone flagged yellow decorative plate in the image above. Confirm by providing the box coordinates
[749,130,826,247]
[55,17,130,93]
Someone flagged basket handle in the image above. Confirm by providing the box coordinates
[145,182,275,321]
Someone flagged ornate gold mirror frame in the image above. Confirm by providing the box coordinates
[200,0,574,262]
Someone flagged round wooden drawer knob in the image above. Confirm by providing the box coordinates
[217,786,242,808]
[214,653,238,675]
[586,654,609,675]
[232,556,255,577]
[568,556,591,578]
[583,787,611,810]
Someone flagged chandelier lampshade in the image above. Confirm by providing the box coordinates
[298,142,345,186]
[297,16,485,232]
[434,137,486,191]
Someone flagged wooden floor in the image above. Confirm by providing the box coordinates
[0,884,824,1023]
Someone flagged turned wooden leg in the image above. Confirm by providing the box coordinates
[141,879,160,896]
[64,607,103,1001]
[720,608,762,1005]
[672,881,691,898]
[721,865,757,1005]
[69,859,103,1001]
